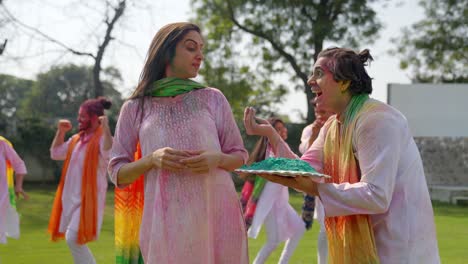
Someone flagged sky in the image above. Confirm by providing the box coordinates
[1,0,425,122]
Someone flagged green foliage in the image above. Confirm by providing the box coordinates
[0,64,123,182]
[20,64,123,123]
[0,74,33,132]
[393,0,468,83]
[192,0,384,122]
[12,116,62,181]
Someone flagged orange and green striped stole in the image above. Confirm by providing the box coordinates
[115,143,144,264]
[0,136,17,211]
[323,94,380,264]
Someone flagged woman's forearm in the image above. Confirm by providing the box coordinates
[117,154,153,185]
[218,152,244,171]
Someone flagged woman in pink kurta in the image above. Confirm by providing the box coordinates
[109,22,249,263]
[0,137,27,244]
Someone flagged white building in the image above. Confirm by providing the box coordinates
[387,83,468,204]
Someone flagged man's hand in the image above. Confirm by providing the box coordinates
[58,119,72,133]
[258,174,320,196]
[98,115,109,129]
[311,119,325,136]
[243,107,274,137]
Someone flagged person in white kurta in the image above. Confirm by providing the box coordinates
[298,102,333,264]
[249,119,305,264]
[49,97,113,264]
[0,138,27,244]
[243,47,440,264]
[50,131,110,237]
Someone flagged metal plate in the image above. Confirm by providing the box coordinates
[234,168,330,179]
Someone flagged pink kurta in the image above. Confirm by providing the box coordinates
[275,99,440,264]
[109,88,249,263]
[0,140,27,243]
[50,133,109,236]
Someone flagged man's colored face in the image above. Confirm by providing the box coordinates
[307,57,343,114]
[78,107,93,131]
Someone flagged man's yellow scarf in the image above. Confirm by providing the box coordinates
[48,127,102,244]
[323,94,380,264]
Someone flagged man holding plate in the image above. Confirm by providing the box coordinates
[243,47,440,264]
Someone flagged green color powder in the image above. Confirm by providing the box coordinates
[241,157,318,173]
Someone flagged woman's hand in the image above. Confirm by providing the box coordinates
[151,147,190,172]
[181,150,222,174]
[243,107,274,137]
[15,186,30,200]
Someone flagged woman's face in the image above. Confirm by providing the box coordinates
[307,57,348,115]
[274,121,288,140]
[166,30,204,79]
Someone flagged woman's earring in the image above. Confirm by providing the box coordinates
[340,81,349,93]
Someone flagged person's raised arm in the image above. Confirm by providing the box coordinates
[51,119,72,149]
[243,107,297,159]
[98,115,113,151]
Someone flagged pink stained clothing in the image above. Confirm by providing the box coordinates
[299,124,326,222]
[0,140,27,243]
[109,88,249,264]
[298,124,313,154]
[274,99,440,264]
[248,146,304,242]
[50,133,110,236]
[299,124,328,264]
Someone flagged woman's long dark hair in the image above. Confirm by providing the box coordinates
[130,22,201,99]
[129,22,201,123]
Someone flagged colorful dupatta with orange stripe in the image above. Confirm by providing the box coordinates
[114,143,144,264]
[0,136,17,212]
[323,94,380,264]
[48,127,102,244]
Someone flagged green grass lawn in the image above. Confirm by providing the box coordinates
[1,185,467,264]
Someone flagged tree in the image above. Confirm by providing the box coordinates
[20,64,123,128]
[0,74,33,134]
[1,0,127,97]
[0,0,9,55]
[193,0,384,123]
[393,0,468,83]
[198,46,287,121]
[0,64,123,182]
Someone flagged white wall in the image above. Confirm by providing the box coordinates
[388,83,468,137]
